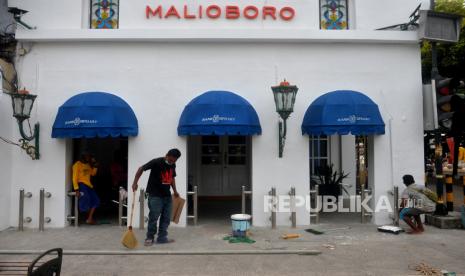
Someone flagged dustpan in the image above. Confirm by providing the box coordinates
[377,225,404,235]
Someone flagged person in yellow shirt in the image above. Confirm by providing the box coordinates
[72,151,99,225]
[458,146,465,162]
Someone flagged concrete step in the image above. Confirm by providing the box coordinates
[425,212,463,229]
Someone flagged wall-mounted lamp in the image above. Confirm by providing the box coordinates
[8,7,36,30]
[4,89,40,160]
[271,80,298,158]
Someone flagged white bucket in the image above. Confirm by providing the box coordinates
[231,214,252,237]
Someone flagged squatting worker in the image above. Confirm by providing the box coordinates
[399,174,435,234]
[132,148,181,246]
[72,151,99,225]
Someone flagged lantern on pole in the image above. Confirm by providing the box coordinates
[5,88,40,160]
[271,80,298,158]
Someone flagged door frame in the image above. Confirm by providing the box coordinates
[186,135,253,221]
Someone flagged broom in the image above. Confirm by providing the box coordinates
[121,190,138,249]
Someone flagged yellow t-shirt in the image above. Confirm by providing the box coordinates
[72,161,97,190]
[458,147,465,162]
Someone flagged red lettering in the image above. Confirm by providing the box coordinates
[244,6,259,20]
[146,5,162,19]
[206,5,221,19]
[226,6,240,19]
[279,7,295,21]
[262,6,277,20]
[164,5,181,19]
[184,5,196,19]
[145,5,296,22]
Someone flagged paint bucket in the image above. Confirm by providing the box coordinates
[231,214,252,237]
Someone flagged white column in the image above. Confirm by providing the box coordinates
[369,135,392,225]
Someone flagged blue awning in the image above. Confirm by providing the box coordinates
[52,92,138,138]
[178,90,262,136]
[301,90,385,136]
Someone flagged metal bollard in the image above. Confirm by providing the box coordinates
[187,186,198,225]
[67,191,80,227]
[39,189,51,231]
[139,189,145,230]
[360,187,365,223]
[19,189,24,231]
[445,176,454,211]
[393,186,399,226]
[241,186,252,214]
[463,176,465,206]
[289,187,296,228]
[269,187,276,229]
[361,188,372,223]
[309,185,320,224]
[18,189,32,231]
[118,189,128,227]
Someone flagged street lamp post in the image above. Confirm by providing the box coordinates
[271,80,298,158]
[5,89,40,160]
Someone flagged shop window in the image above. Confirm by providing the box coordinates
[201,136,221,165]
[320,0,349,30]
[309,135,330,178]
[227,136,247,165]
[90,0,119,29]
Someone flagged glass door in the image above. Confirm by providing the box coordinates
[199,136,249,196]
[223,136,248,195]
[199,136,223,195]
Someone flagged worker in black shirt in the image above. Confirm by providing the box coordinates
[132,148,181,246]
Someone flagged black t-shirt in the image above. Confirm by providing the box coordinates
[142,157,176,197]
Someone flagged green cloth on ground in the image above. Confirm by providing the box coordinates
[223,235,256,244]
[305,228,325,235]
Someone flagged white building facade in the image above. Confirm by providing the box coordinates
[0,0,428,230]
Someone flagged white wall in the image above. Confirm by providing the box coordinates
[355,0,424,30]
[4,0,426,228]
[9,0,424,31]
[7,40,424,228]
[0,91,13,230]
[8,0,84,30]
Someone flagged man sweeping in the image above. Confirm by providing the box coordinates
[132,149,181,246]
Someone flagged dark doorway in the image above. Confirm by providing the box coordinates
[72,137,128,225]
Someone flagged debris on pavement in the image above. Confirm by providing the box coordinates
[223,235,256,244]
[297,251,323,256]
[305,228,324,235]
[409,262,443,276]
[281,234,301,239]
[305,226,351,235]
[322,244,335,250]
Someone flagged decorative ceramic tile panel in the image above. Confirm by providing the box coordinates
[90,0,119,29]
[320,0,348,30]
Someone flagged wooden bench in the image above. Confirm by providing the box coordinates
[0,248,62,276]
[0,261,38,275]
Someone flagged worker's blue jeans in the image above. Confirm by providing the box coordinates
[146,196,172,242]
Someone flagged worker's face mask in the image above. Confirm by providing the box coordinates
[165,156,177,165]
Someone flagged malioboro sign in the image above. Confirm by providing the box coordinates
[145,4,296,21]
